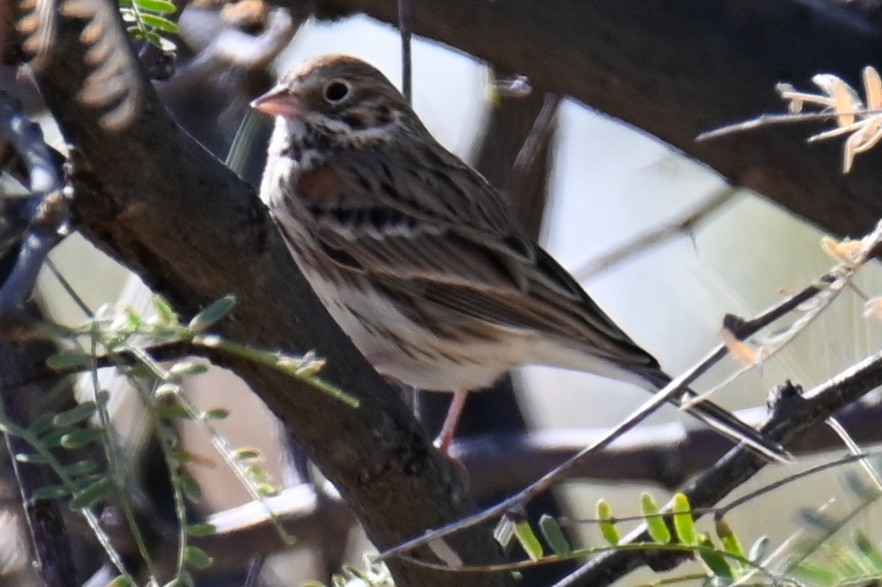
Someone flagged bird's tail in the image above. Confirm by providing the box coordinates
[639,370,790,463]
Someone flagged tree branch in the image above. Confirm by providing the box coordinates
[307,0,882,237]
[562,349,882,585]
[30,5,511,585]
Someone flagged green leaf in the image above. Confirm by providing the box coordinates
[188,296,235,332]
[151,294,178,325]
[153,404,191,420]
[184,546,213,569]
[53,402,97,427]
[180,474,202,503]
[60,428,102,449]
[514,521,543,560]
[641,492,671,544]
[185,523,217,537]
[854,531,882,570]
[139,13,179,32]
[232,447,261,461]
[844,471,879,501]
[132,0,176,13]
[672,493,696,545]
[123,306,142,330]
[124,363,153,378]
[256,483,280,497]
[64,460,99,477]
[70,476,114,509]
[715,517,744,558]
[33,483,72,500]
[793,563,838,584]
[127,25,145,39]
[107,575,132,587]
[46,350,92,370]
[174,570,195,587]
[747,536,769,562]
[493,517,515,549]
[168,450,193,467]
[245,465,270,483]
[155,382,181,397]
[696,534,734,580]
[168,360,209,379]
[28,413,55,436]
[41,428,71,448]
[539,514,571,555]
[70,473,106,491]
[344,564,369,580]
[799,508,836,531]
[202,408,229,421]
[15,452,51,464]
[597,500,619,546]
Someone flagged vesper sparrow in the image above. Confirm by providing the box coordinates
[251,54,786,460]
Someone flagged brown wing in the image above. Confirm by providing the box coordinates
[295,138,659,370]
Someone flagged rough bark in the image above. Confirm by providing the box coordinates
[31,11,511,587]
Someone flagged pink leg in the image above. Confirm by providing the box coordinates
[434,389,469,454]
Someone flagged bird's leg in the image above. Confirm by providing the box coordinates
[434,389,469,453]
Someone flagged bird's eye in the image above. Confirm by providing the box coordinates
[323,80,350,103]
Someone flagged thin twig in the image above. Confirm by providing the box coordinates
[573,187,736,281]
[0,91,68,315]
[397,0,412,103]
[697,109,882,141]
[825,416,882,493]
[505,93,560,199]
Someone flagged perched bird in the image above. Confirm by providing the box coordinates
[251,54,786,460]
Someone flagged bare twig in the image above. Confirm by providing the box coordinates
[505,92,560,200]
[696,110,871,141]
[572,187,736,281]
[0,91,67,316]
[397,0,412,103]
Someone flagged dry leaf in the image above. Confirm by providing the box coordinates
[820,235,863,265]
[721,327,758,366]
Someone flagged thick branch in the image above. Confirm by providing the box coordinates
[31,9,510,587]
[310,0,882,237]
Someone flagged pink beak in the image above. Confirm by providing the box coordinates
[250,86,303,118]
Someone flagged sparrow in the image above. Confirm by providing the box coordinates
[251,54,787,460]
